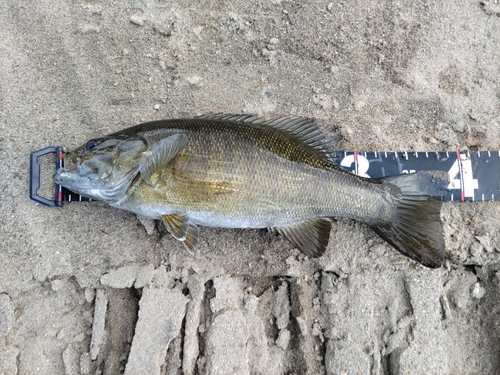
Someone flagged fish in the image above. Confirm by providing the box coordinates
[53,114,447,268]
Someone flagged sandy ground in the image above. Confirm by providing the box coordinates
[1,1,500,374]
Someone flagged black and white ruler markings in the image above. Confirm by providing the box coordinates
[333,151,500,202]
[30,147,500,206]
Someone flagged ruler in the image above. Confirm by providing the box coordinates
[30,147,500,206]
[332,150,499,202]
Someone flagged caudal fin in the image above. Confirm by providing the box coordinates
[371,172,447,268]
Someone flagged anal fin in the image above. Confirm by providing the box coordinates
[277,218,332,258]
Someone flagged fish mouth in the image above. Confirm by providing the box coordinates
[53,153,79,182]
[53,168,72,185]
[53,167,88,191]
[53,165,139,203]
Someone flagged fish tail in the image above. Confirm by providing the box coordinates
[370,172,447,268]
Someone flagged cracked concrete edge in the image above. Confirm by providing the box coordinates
[124,286,188,375]
[90,289,108,361]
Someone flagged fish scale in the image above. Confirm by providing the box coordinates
[120,126,379,228]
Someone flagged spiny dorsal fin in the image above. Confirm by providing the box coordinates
[139,134,188,187]
[276,218,332,258]
[196,113,336,163]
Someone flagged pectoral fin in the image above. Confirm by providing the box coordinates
[140,134,188,187]
[161,214,200,255]
[277,218,332,258]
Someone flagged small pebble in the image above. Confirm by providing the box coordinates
[330,65,339,74]
[130,15,144,26]
[51,279,65,292]
[472,282,485,299]
[296,317,308,336]
[428,136,439,144]
[186,75,203,86]
[84,288,95,303]
[354,100,366,111]
[137,216,156,235]
[75,332,86,342]
[154,104,160,110]
[276,329,291,350]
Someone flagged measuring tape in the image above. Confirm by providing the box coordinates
[30,147,500,206]
[332,150,499,202]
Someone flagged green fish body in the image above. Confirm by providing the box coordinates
[54,114,446,268]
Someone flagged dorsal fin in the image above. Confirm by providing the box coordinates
[195,113,336,164]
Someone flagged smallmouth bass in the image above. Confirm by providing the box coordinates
[54,114,447,268]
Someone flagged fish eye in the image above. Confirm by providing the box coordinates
[86,140,96,150]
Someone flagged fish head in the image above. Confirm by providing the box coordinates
[53,135,147,202]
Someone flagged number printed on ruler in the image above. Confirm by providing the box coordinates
[340,153,370,178]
